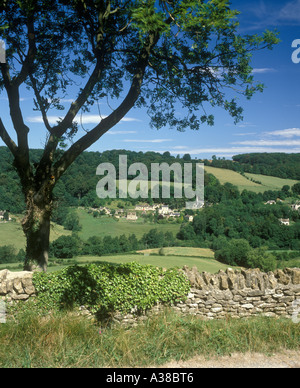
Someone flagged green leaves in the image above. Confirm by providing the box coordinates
[33,262,190,316]
[131,0,170,37]
[0,0,280,135]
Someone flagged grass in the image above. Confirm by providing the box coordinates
[205,166,300,193]
[0,208,180,250]
[75,252,231,273]
[244,173,300,193]
[137,247,214,258]
[0,308,299,368]
[205,166,263,192]
[34,251,234,273]
[0,249,235,273]
[77,208,180,240]
[0,220,71,251]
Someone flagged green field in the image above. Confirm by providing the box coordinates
[0,209,180,250]
[205,166,299,193]
[137,247,214,258]
[244,173,300,192]
[0,245,236,274]
[77,208,180,240]
[67,251,233,273]
[0,220,71,251]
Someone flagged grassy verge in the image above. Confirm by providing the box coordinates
[0,308,299,368]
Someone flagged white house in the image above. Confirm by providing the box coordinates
[158,205,170,215]
[291,203,300,211]
[265,200,276,205]
[185,215,194,222]
[279,218,290,226]
[127,212,138,221]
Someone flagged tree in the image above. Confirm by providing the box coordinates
[0,1,279,271]
[50,234,81,258]
[292,183,300,196]
[246,246,277,272]
[215,238,252,267]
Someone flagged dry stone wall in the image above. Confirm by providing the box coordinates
[0,270,36,301]
[1,267,300,324]
[112,267,300,325]
[175,266,300,320]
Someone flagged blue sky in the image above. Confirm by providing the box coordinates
[1,0,300,159]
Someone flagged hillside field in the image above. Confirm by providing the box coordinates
[76,208,180,240]
[0,250,234,274]
[204,166,299,193]
[0,220,71,251]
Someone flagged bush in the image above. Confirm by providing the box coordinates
[0,245,18,264]
[32,262,190,317]
[50,235,81,258]
[246,247,277,272]
[215,239,277,271]
[215,239,252,267]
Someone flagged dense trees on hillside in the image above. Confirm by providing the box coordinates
[1,146,300,258]
[2,147,299,214]
[232,153,300,180]
[177,195,300,250]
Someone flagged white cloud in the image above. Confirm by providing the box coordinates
[172,146,300,156]
[232,139,300,146]
[252,68,276,74]
[172,145,189,150]
[123,139,173,144]
[264,128,300,138]
[279,0,300,22]
[234,132,257,136]
[107,130,137,135]
[26,114,141,125]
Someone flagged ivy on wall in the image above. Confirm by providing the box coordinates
[32,262,190,317]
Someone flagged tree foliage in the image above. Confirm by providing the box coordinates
[0,0,279,271]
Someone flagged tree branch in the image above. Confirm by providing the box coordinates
[0,118,18,157]
[0,62,30,157]
[53,31,160,180]
[13,17,37,87]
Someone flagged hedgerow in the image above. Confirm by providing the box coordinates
[32,262,190,317]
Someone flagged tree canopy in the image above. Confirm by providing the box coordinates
[0,0,279,271]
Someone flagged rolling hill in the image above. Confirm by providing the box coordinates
[204,166,299,194]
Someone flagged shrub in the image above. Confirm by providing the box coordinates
[246,247,277,272]
[32,262,190,317]
[215,239,252,267]
[50,235,81,258]
[0,245,18,264]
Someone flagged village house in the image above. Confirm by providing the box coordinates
[279,218,290,226]
[291,203,300,211]
[185,215,194,222]
[265,200,276,205]
[0,210,11,221]
[126,212,138,221]
[169,211,181,218]
[158,205,170,215]
[135,204,156,211]
[115,209,125,217]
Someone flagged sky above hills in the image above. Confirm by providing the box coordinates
[1,0,300,159]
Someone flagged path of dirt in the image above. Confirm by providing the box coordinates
[155,350,300,368]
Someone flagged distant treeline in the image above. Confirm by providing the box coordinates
[1,146,299,214]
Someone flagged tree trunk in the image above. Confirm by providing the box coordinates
[22,189,53,272]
